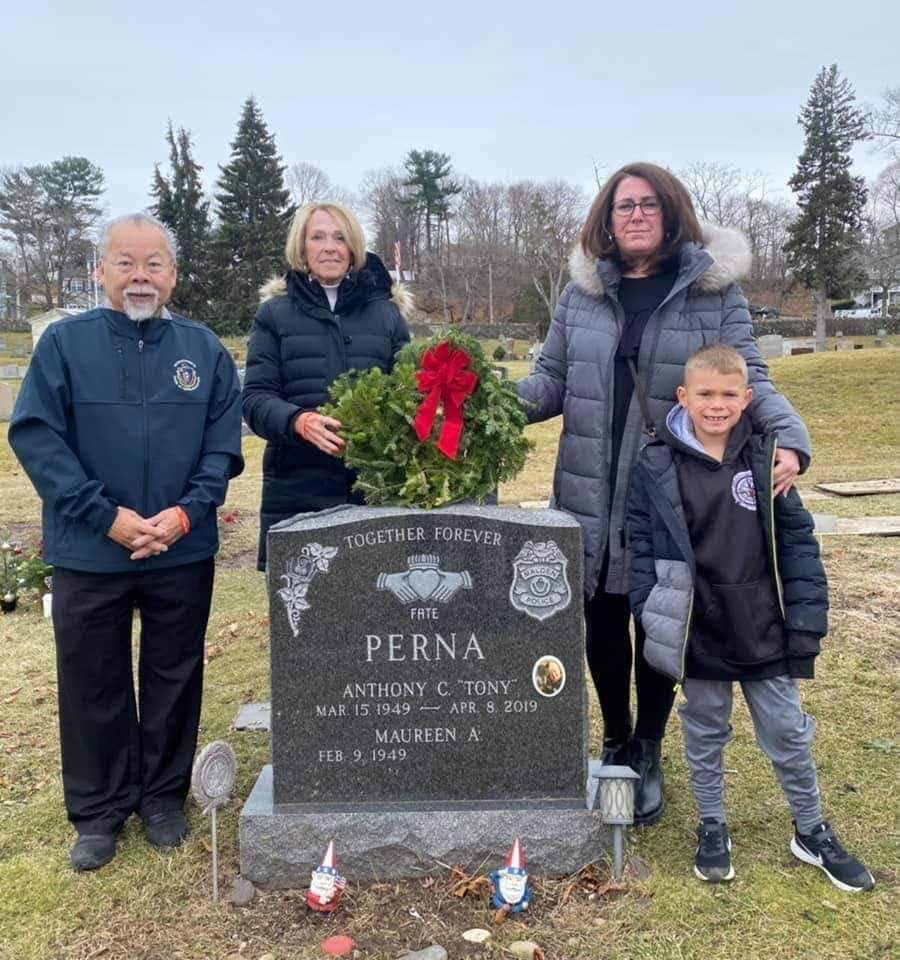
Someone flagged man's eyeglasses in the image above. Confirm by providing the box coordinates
[612,199,662,217]
[111,258,170,275]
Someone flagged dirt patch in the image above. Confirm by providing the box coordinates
[55,863,645,960]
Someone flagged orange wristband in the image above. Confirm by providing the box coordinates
[174,505,191,535]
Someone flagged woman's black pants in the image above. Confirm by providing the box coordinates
[584,589,675,743]
[51,558,215,835]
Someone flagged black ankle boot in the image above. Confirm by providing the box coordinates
[601,714,633,766]
[601,736,631,766]
[630,738,665,825]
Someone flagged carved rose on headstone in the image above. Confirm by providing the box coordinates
[278,543,338,638]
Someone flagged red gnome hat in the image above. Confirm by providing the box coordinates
[307,840,346,913]
[506,837,525,870]
[322,840,336,869]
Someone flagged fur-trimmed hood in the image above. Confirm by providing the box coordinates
[567,222,751,298]
[258,252,416,321]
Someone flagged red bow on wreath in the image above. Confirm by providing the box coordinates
[412,341,479,460]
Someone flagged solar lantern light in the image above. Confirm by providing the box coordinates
[594,765,640,881]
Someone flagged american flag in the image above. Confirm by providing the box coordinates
[393,229,402,276]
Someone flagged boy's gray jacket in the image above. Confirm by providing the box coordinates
[626,433,827,683]
[517,224,812,598]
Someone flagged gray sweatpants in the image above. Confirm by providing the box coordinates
[679,675,823,834]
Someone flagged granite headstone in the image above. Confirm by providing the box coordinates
[756,334,784,360]
[0,382,14,422]
[240,504,602,886]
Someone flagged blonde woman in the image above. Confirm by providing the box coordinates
[242,202,412,569]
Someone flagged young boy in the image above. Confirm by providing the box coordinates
[626,344,874,892]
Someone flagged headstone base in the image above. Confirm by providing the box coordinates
[241,765,607,886]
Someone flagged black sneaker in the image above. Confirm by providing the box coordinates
[694,818,734,882]
[791,821,875,893]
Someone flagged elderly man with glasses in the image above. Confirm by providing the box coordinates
[9,213,244,871]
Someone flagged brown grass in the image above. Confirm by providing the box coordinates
[0,350,897,960]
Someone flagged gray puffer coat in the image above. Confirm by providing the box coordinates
[517,224,812,598]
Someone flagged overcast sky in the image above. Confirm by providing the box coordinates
[3,0,898,222]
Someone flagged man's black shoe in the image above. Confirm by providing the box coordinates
[694,819,735,882]
[71,833,117,872]
[630,738,665,825]
[791,821,875,893]
[144,810,189,849]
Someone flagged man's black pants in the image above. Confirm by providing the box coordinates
[51,559,215,835]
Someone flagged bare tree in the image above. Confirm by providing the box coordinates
[679,162,796,292]
[679,161,744,226]
[866,87,900,159]
[358,166,418,274]
[865,162,900,315]
[286,161,353,208]
[520,179,587,334]
[590,158,607,193]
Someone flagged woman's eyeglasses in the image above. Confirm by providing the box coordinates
[612,199,662,217]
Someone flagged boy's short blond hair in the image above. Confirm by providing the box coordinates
[684,344,749,385]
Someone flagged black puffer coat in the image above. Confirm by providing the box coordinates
[242,252,411,568]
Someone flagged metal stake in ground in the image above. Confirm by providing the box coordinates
[594,765,640,881]
[191,741,238,901]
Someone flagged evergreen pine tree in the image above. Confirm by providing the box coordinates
[212,97,293,335]
[785,64,868,343]
[402,150,461,260]
[150,122,212,321]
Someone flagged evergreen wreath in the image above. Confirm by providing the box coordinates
[323,330,534,509]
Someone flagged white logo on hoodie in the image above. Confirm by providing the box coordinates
[731,470,757,511]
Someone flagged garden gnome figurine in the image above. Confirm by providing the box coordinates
[307,840,346,913]
[491,837,532,912]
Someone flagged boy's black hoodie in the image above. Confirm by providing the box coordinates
[666,409,790,680]
[627,408,828,684]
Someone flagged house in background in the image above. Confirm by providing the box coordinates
[870,284,900,314]
[847,284,900,316]
[29,307,78,348]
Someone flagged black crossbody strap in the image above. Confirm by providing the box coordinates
[626,357,657,439]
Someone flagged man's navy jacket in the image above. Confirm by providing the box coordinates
[9,307,244,573]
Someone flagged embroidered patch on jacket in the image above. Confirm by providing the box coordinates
[731,470,757,511]
[173,359,200,391]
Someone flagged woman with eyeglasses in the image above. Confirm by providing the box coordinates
[517,162,810,824]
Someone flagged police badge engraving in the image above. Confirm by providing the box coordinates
[173,358,200,391]
[509,540,571,621]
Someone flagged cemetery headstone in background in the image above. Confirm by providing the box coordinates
[240,504,602,886]
[756,334,784,360]
[0,382,14,422]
